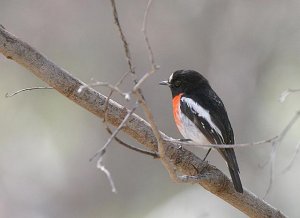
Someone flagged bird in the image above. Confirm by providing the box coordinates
[159,70,243,193]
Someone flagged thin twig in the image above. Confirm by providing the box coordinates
[282,141,300,173]
[263,141,277,199]
[135,0,180,181]
[96,150,117,193]
[170,136,279,149]
[90,103,138,162]
[91,103,138,193]
[279,88,300,103]
[5,86,53,97]
[134,91,180,182]
[110,0,135,75]
[263,111,300,198]
[105,126,158,158]
[78,81,130,100]
[133,0,160,91]
[100,75,133,158]
[103,71,131,123]
[6,80,130,99]
[110,0,178,181]
[142,0,155,68]
[105,1,158,160]
[92,103,138,193]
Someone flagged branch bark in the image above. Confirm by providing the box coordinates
[0,26,286,218]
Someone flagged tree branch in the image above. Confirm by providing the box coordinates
[0,26,286,217]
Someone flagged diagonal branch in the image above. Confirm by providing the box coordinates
[0,26,286,218]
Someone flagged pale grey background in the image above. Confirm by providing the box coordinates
[1,0,300,217]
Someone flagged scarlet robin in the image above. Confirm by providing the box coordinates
[160,70,243,193]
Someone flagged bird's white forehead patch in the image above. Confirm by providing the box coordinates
[168,73,174,83]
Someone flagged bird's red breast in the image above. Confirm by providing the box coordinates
[172,93,183,127]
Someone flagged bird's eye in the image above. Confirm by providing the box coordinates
[174,80,181,87]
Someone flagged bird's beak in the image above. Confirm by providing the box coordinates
[159,80,170,86]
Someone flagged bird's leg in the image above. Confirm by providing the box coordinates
[203,148,212,161]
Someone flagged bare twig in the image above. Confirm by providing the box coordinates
[105,126,158,158]
[103,71,131,123]
[133,0,160,91]
[90,103,138,162]
[5,79,131,100]
[91,102,139,192]
[282,141,300,173]
[279,88,300,103]
[110,0,179,181]
[264,111,300,198]
[263,142,276,199]
[101,2,159,160]
[100,83,157,159]
[5,86,53,97]
[110,0,135,75]
[171,136,279,149]
[142,0,155,68]
[78,81,130,100]
[134,91,181,182]
[96,150,117,193]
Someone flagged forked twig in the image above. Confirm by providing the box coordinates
[90,103,138,192]
[100,71,156,157]
[110,0,179,181]
[90,103,138,162]
[134,92,180,181]
[263,111,300,198]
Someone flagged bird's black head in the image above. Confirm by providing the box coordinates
[160,70,209,97]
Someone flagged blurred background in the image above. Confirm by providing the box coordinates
[1,0,300,217]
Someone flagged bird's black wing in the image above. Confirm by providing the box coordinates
[180,100,223,144]
[180,92,229,145]
[197,88,234,144]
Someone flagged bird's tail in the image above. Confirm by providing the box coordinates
[228,165,243,193]
[217,148,243,193]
